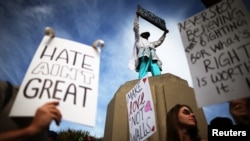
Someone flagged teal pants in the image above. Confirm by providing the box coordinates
[138,56,161,79]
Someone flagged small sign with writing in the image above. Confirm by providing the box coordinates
[10,35,102,127]
[137,5,168,32]
[126,77,157,141]
[178,0,250,107]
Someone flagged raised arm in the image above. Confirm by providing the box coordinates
[133,14,140,42]
[0,101,62,141]
[152,31,167,48]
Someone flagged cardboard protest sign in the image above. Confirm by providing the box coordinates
[126,77,157,141]
[10,33,103,127]
[178,0,250,107]
[137,5,168,32]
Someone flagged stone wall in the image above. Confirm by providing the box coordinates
[103,73,207,141]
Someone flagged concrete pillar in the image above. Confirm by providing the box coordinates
[103,73,207,141]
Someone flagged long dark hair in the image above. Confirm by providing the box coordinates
[167,104,201,141]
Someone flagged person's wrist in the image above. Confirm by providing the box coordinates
[25,125,41,137]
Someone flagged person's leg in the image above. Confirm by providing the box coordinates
[138,57,149,79]
[151,60,161,76]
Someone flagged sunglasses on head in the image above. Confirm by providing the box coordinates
[182,109,193,115]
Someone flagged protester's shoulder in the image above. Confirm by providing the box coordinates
[0,80,11,109]
[0,80,19,113]
[0,80,19,106]
[0,80,19,93]
[0,80,9,92]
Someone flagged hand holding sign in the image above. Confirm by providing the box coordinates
[10,27,104,127]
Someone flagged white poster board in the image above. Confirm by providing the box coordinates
[126,77,157,141]
[178,0,250,107]
[10,35,102,127]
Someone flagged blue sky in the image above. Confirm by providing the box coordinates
[1,0,250,138]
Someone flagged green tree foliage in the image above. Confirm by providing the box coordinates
[56,129,103,141]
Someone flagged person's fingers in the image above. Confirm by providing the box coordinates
[51,108,62,125]
[37,101,62,125]
[45,101,60,107]
[29,101,62,135]
[47,102,62,125]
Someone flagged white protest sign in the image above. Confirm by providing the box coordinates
[178,0,250,107]
[10,34,103,127]
[126,77,157,141]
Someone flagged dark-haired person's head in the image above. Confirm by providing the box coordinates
[210,117,233,127]
[48,130,57,141]
[167,104,201,141]
[229,97,250,125]
[140,32,150,39]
